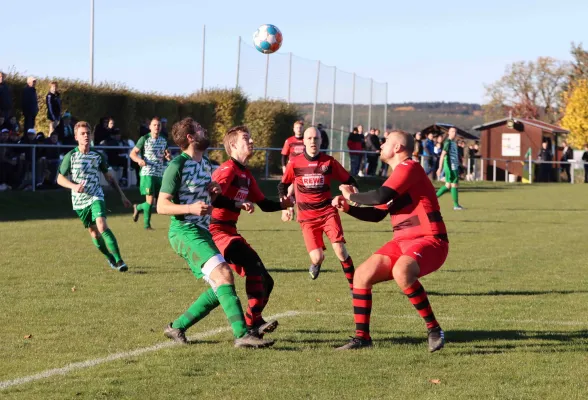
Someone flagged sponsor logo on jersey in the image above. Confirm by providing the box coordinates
[302,174,325,188]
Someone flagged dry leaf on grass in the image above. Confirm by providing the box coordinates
[24,334,32,339]
[316,298,321,302]
[71,286,76,292]
[429,379,441,385]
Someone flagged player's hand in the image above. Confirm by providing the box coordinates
[207,182,222,195]
[281,208,292,222]
[240,201,255,214]
[73,183,85,193]
[138,159,147,167]
[339,184,357,200]
[189,201,209,216]
[331,195,350,213]
[280,195,294,209]
[122,196,132,208]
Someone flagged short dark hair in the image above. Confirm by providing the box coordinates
[224,125,249,156]
[151,116,161,123]
[171,118,205,150]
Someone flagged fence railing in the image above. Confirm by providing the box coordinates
[1,143,586,192]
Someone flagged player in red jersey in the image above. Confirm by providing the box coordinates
[211,126,293,337]
[280,120,305,222]
[278,127,358,287]
[332,129,448,352]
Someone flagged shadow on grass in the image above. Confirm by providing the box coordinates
[266,268,336,274]
[457,219,568,225]
[427,290,588,296]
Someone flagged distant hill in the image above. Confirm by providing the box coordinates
[293,102,484,136]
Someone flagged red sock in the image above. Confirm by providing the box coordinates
[403,280,439,329]
[340,256,355,290]
[353,288,372,339]
[244,275,264,327]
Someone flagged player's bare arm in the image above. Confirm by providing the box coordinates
[130,147,146,167]
[157,192,209,216]
[56,173,84,193]
[436,150,446,177]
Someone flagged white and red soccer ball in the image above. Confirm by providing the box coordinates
[253,24,283,54]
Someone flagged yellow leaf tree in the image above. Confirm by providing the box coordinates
[562,79,588,148]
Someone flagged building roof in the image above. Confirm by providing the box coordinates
[419,123,479,140]
[472,117,569,134]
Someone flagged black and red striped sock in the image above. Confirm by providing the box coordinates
[340,256,355,290]
[353,288,372,339]
[403,280,439,329]
[244,275,264,327]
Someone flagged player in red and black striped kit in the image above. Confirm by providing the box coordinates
[333,129,448,352]
[280,120,305,222]
[278,127,358,287]
[211,126,293,338]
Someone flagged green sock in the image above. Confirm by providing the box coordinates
[102,229,122,263]
[436,185,450,198]
[451,187,460,207]
[172,288,220,330]
[92,236,112,261]
[216,284,247,338]
[143,202,152,228]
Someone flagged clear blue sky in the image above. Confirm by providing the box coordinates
[1,0,586,104]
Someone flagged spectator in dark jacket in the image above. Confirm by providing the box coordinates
[44,131,62,185]
[317,123,329,151]
[93,117,110,146]
[0,72,13,119]
[560,140,574,183]
[538,141,553,182]
[364,129,381,176]
[46,82,62,134]
[582,144,588,183]
[347,127,364,176]
[22,77,39,132]
[56,111,75,148]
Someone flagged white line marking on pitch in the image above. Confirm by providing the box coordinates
[0,311,301,391]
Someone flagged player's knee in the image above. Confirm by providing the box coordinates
[352,267,372,288]
[88,226,100,238]
[211,263,235,286]
[392,257,419,289]
[95,217,108,232]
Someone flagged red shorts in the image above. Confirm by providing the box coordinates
[300,212,345,252]
[210,226,252,277]
[375,236,448,278]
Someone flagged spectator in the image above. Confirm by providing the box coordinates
[317,123,329,151]
[0,116,8,131]
[139,118,150,136]
[412,132,423,162]
[347,127,363,176]
[582,144,588,184]
[0,128,14,190]
[364,128,381,176]
[17,128,44,189]
[424,132,435,177]
[160,117,169,138]
[22,76,39,132]
[46,81,62,134]
[93,117,110,146]
[0,71,13,119]
[357,125,367,175]
[43,131,62,186]
[560,140,573,183]
[56,111,75,147]
[104,128,129,186]
[457,140,466,178]
[538,141,553,182]
[434,134,445,180]
[7,116,20,134]
[378,130,389,177]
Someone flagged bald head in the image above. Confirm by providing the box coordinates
[303,127,322,156]
[389,130,414,155]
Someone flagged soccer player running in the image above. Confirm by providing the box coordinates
[436,127,464,210]
[332,129,448,352]
[278,127,357,286]
[130,116,171,230]
[157,118,274,348]
[280,120,305,222]
[57,121,132,272]
[210,125,293,337]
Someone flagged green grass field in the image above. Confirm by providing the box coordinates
[1,181,588,399]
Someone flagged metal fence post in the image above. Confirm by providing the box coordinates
[264,54,270,100]
[570,161,574,184]
[505,161,508,183]
[493,160,496,182]
[340,125,345,168]
[287,52,292,105]
[264,150,269,179]
[368,78,373,129]
[330,67,336,156]
[480,158,484,181]
[528,153,532,184]
[235,36,241,89]
[126,151,131,189]
[350,73,355,132]
[384,82,388,131]
[90,0,95,85]
[32,146,36,192]
[312,60,320,126]
[201,25,206,92]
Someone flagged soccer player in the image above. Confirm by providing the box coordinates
[210,125,293,337]
[436,127,464,210]
[280,120,305,222]
[57,121,132,272]
[157,118,274,348]
[278,127,357,286]
[130,116,171,230]
[332,129,448,352]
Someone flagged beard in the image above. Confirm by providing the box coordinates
[195,137,211,151]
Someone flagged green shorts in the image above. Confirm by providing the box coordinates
[75,200,107,228]
[140,175,162,197]
[444,166,459,184]
[168,222,222,280]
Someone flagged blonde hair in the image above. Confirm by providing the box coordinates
[74,121,91,134]
[223,125,249,156]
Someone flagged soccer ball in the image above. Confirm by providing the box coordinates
[253,24,283,54]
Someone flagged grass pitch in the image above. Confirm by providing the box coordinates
[1,180,588,399]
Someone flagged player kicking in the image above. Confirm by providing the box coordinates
[280,120,305,222]
[278,127,357,287]
[333,129,448,352]
[436,126,464,210]
[57,121,131,272]
[157,118,274,348]
[130,116,171,230]
[210,125,293,337]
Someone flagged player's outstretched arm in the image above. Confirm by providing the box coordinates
[57,173,83,192]
[332,195,387,222]
[104,171,131,208]
[340,185,396,206]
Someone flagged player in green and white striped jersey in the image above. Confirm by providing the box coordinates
[436,127,464,210]
[57,121,132,272]
[156,117,274,348]
[130,117,171,230]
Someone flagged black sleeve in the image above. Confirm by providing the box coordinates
[256,198,283,212]
[277,182,288,198]
[212,195,239,210]
[281,154,288,167]
[346,205,388,222]
[343,175,358,187]
[349,186,396,206]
